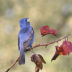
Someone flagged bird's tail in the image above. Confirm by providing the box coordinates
[19,49,25,65]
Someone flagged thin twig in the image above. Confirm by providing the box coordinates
[30,48,36,54]
[30,34,70,50]
[5,57,20,72]
[5,34,70,72]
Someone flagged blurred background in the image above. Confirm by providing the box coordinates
[0,0,72,72]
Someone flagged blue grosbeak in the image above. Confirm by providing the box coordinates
[18,18,34,65]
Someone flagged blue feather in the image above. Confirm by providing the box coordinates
[18,18,34,65]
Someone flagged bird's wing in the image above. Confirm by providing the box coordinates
[18,36,20,50]
[23,29,34,51]
[18,27,29,50]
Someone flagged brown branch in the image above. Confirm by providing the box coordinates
[5,34,70,72]
[5,57,20,72]
[30,34,70,50]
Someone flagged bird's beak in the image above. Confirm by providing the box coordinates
[27,19,30,22]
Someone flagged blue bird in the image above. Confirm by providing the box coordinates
[18,18,34,65]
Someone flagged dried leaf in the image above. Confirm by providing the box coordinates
[51,54,59,62]
[35,66,39,72]
[60,40,72,55]
[51,46,61,61]
[36,61,43,69]
[31,54,46,70]
[40,26,57,36]
[51,40,72,61]
[38,54,46,64]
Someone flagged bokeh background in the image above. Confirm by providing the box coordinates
[0,0,72,72]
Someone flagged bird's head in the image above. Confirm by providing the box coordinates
[19,18,30,29]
